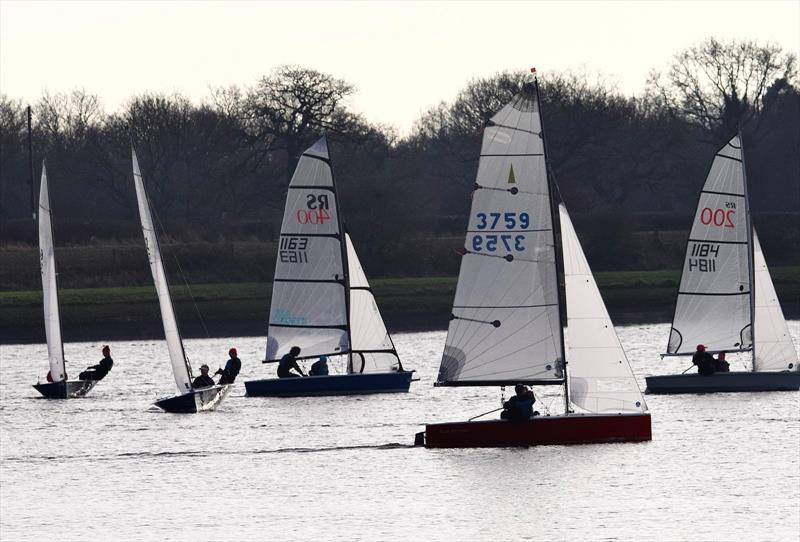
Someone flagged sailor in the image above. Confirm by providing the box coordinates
[192,364,216,388]
[309,355,329,376]
[501,384,538,421]
[692,344,716,376]
[78,345,114,381]
[216,347,242,384]
[277,346,305,378]
[713,351,730,373]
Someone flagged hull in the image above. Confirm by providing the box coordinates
[33,379,96,399]
[420,413,651,448]
[245,371,413,397]
[645,371,800,394]
[154,385,230,413]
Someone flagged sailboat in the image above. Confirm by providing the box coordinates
[132,148,230,412]
[244,136,414,397]
[645,134,799,393]
[418,76,651,448]
[33,164,96,399]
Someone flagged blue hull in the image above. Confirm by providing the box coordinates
[645,371,800,394]
[245,371,413,397]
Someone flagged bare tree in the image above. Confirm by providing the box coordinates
[240,65,365,176]
[648,37,797,142]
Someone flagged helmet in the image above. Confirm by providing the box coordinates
[229,347,237,356]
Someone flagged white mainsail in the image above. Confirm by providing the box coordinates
[38,164,66,382]
[667,135,753,355]
[132,149,193,393]
[345,233,400,373]
[752,229,799,372]
[266,137,350,362]
[437,84,564,385]
[560,204,646,413]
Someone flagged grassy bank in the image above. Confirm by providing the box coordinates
[2,269,798,344]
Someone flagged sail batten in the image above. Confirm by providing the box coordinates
[132,149,193,393]
[437,84,563,385]
[38,164,66,382]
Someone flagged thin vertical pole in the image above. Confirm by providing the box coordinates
[738,129,756,371]
[28,106,35,221]
[533,74,571,415]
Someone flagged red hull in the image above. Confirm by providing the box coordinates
[423,413,651,448]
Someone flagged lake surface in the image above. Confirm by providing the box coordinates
[1,323,799,541]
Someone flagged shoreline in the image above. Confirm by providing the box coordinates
[2,273,797,345]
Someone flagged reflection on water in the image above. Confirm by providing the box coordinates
[1,323,798,541]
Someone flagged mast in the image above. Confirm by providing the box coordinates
[738,129,756,371]
[326,138,354,373]
[28,106,35,221]
[533,72,571,414]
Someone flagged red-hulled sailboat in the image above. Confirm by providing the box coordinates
[417,73,651,448]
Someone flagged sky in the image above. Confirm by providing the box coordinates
[1,0,798,134]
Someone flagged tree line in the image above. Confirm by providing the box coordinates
[1,37,798,277]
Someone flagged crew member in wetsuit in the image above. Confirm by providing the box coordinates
[692,344,716,376]
[79,345,114,381]
[216,347,242,384]
[713,351,730,373]
[501,384,538,421]
[309,355,329,376]
[192,364,216,388]
[277,346,305,378]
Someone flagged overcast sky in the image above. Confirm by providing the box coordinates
[1,0,798,134]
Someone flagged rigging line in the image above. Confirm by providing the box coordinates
[148,195,210,339]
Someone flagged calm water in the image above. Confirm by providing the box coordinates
[1,323,799,541]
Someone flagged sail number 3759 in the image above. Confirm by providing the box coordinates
[472,212,530,252]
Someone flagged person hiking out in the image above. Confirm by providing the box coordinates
[216,347,242,385]
[79,345,114,381]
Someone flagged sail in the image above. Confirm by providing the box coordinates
[265,137,350,362]
[38,164,66,382]
[752,229,799,372]
[667,135,753,355]
[345,233,400,373]
[560,205,646,413]
[437,84,564,385]
[132,149,193,393]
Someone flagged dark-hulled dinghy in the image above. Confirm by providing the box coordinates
[132,149,230,412]
[245,137,413,397]
[417,76,651,448]
[33,164,96,399]
[646,135,799,394]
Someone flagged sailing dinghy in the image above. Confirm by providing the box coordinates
[418,77,651,448]
[33,164,96,399]
[132,148,230,412]
[244,137,413,397]
[645,135,799,393]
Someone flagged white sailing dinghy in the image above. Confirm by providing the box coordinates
[245,136,414,397]
[33,164,97,399]
[419,77,651,448]
[132,148,230,412]
[646,135,799,393]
